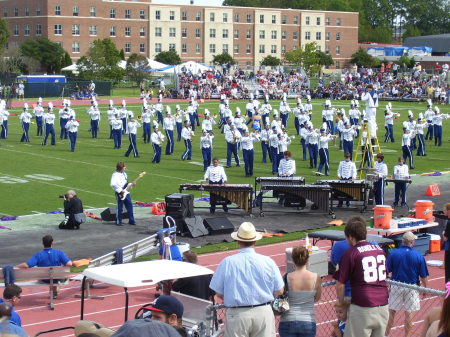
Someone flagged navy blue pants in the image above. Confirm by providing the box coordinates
[326,120,334,134]
[261,141,268,163]
[394,182,407,206]
[318,148,330,175]
[0,120,7,139]
[243,149,254,176]
[343,140,353,159]
[91,120,99,138]
[434,125,442,146]
[308,144,318,168]
[182,140,192,160]
[189,114,196,131]
[121,118,127,134]
[113,129,122,149]
[115,192,135,225]
[402,145,414,168]
[143,122,151,143]
[202,147,212,171]
[416,133,425,156]
[176,122,182,141]
[301,138,307,160]
[281,114,289,128]
[43,124,55,145]
[374,178,385,205]
[425,121,433,140]
[193,111,200,126]
[270,147,278,173]
[227,142,240,167]
[157,111,163,125]
[125,134,139,157]
[152,144,162,163]
[165,130,174,154]
[385,124,394,142]
[294,118,300,135]
[60,118,69,139]
[262,113,269,126]
[36,116,43,136]
[20,122,30,142]
[68,131,77,152]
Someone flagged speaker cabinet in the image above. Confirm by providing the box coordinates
[165,193,194,218]
[203,217,235,235]
[184,216,209,238]
[100,207,128,221]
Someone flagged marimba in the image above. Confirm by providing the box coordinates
[315,179,371,211]
[179,184,253,213]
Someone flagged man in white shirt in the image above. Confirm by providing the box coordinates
[361,84,379,140]
[125,116,141,158]
[392,157,410,207]
[151,125,164,163]
[42,103,56,146]
[241,130,258,177]
[374,153,388,205]
[181,120,193,161]
[65,116,79,152]
[19,103,32,143]
[401,127,415,169]
[200,130,214,171]
[163,107,176,155]
[260,124,271,163]
[337,152,357,207]
[278,151,296,177]
[204,158,228,214]
[111,114,123,149]
[141,106,152,143]
[110,162,136,226]
[33,98,44,136]
[88,103,101,139]
[225,124,241,168]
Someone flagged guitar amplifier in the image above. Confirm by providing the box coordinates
[203,217,235,235]
[165,193,194,218]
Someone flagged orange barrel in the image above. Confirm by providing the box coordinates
[429,234,441,253]
[415,200,434,222]
[373,205,393,229]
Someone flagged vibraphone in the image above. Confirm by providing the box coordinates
[179,184,253,213]
[385,178,413,209]
[255,176,306,188]
[315,179,371,212]
[256,183,333,217]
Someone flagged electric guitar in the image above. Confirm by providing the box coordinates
[119,171,147,200]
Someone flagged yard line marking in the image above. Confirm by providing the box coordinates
[0,211,13,216]
[84,205,96,208]
[31,211,45,214]
[108,203,116,206]
[188,161,204,166]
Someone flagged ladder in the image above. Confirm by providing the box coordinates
[353,121,381,179]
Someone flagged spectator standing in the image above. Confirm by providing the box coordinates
[442,203,450,283]
[335,219,389,337]
[385,231,429,337]
[279,246,322,337]
[0,284,22,327]
[210,222,284,337]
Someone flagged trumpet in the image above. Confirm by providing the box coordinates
[191,130,195,137]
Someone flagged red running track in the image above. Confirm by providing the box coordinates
[15,239,446,337]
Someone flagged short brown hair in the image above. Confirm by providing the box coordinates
[445,203,450,211]
[377,153,384,160]
[182,250,198,264]
[116,162,126,171]
[344,219,367,242]
[3,284,22,300]
[291,246,309,267]
[284,151,292,157]
[42,235,53,248]
[344,152,351,159]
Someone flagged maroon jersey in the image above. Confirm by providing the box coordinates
[337,241,388,307]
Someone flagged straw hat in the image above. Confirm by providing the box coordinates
[231,222,262,242]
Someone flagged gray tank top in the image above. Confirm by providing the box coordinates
[280,273,317,323]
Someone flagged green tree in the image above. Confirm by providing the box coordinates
[126,53,150,85]
[119,49,125,60]
[62,51,72,68]
[0,18,10,55]
[316,51,334,67]
[19,38,68,73]
[261,55,282,66]
[212,52,236,66]
[76,38,124,82]
[284,42,322,76]
[350,48,378,68]
[154,50,182,65]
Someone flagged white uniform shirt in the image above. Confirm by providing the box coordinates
[107,108,117,121]
[119,108,128,119]
[1,109,9,121]
[155,103,163,113]
[279,103,291,115]
[151,130,164,145]
[127,120,141,134]
[43,112,55,125]
[304,103,312,112]
[225,128,241,143]
[234,116,245,129]
[200,134,214,149]
[300,128,309,141]
[361,91,379,118]
[306,130,319,145]
[384,110,394,126]
[19,111,32,123]
[415,122,426,135]
[319,134,333,149]
[202,118,215,132]
[271,119,282,133]
[111,118,123,130]
[240,136,257,150]
[432,114,449,126]
[181,126,192,140]
[89,109,101,121]
[342,127,356,141]
[374,161,388,178]
[142,111,152,124]
[33,106,44,117]
[424,109,434,122]
[278,158,296,176]
[407,120,416,132]
[277,137,291,153]
[393,164,409,180]
[110,171,128,193]
[204,165,227,183]
[260,128,270,142]
[326,109,335,121]
[349,108,361,119]
[337,160,357,179]
[246,102,255,114]
[268,132,279,148]
[260,103,272,115]
[402,132,413,146]
[59,108,71,119]
[186,105,196,116]
[163,116,175,130]
[65,120,79,132]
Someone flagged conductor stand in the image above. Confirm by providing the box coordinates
[354,120,381,179]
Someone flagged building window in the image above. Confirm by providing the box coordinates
[155,10,160,20]
[209,44,216,53]
[210,12,215,22]
[72,42,80,53]
[246,44,251,54]
[246,61,252,69]
[140,43,145,53]
[325,45,330,54]
[54,24,62,35]
[293,31,298,40]
[305,31,310,40]
[316,45,321,51]
[72,24,80,36]
[246,14,251,23]
[195,28,201,38]
[281,45,286,53]
[35,24,42,36]
[335,60,340,68]
[234,29,239,39]
[24,24,30,36]
[336,32,341,40]
[125,9,131,19]
[169,28,176,37]
[209,29,216,38]
[271,45,277,54]
[305,16,310,25]
[110,8,116,18]
[272,15,276,24]
[36,7,40,16]
[181,28,187,38]
[223,13,228,22]
[140,10,145,19]
[259,30,265,39]
[325,17,330,25]
[281,31,286,39]
[259,45,265,54]
[195,44,200,53]
[195,12,201,21]
[110,26,116,37]
[282,15,287,24]
[223,44,228,53]
[316,17,321,25]
[89,25,97,36]
[234,44,239,54]
[73,6,79,16]
[155,43,162,53]
[234,13,239,22]
[125,43,131,53]
[13,7,18,16]
[271,30,277,39]
[336,18,341,26]
[316,32,321,40]
[170,10,175,20]
[90,6,96,17]
[246,30,251,39]
[125,27,131,37]
[294,16,299,24]
[336,46,340,55]
[3,8,7,17]
[181,43,187,53]
[140,27,145,37]
[181,11,187,20]
[259,14,264,23]
[24,7,29,16]
[222,29,229,38]
[155,27,162,37]
[325,32,330,41]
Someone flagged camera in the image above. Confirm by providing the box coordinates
[59,194,67,199]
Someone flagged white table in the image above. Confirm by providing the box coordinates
[368,222,438,236]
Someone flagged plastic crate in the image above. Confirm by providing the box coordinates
[390,233,430,256]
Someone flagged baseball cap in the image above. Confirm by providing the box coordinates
[111,318,180,337]
[147,295,183,318]
[402,231,417,242]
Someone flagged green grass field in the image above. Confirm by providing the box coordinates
[1,99,449,216]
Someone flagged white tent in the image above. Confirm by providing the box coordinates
[174,61,213,74]
[61,64,79,71]
[148,59,168,69]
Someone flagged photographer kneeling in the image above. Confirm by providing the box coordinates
[59,190,85,230]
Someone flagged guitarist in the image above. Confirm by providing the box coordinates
[110,162,136,226]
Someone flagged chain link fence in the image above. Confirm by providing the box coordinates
[201,279,445,337]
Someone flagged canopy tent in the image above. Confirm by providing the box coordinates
[174,61,214,74]
[61,64,79,71]
[148,59,168,69]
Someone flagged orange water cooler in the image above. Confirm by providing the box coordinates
[373,205,393,229]
[415,200,434,222]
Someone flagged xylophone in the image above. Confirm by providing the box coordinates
[255,176,306,187]
[315,179,371,211]
[256,183,333,217]
[179,184,253,213]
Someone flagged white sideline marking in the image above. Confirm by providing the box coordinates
[31,211,45,215]
[188,161,204,166]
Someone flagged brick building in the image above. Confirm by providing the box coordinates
[0,0,358,69]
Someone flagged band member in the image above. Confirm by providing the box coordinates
[260,123,271,163]
[337,152,357,207]
[175,105,184,141]
[107,100,117,139]
[225,124,241,167]
[268,126,279,173]
[65,116,79,152]
[110,162,136,226]
[384,103,395,143]
[318,128,335,176]
[155,95,164,125]
[293,98,306,135]
[306,125,319,169]
[349,99,361,127]
[0,99,9,139]
[19,103,32,143]
[88,102,101,138]
[125,116,141,158]
[304,95,313,120]
[181,120,193,161]
[401,127,415,169]
[204,158,228,214]
[42,103,56,146]
[277,132,292,165]
[279,93,291,128]
[111,114,123,149]
[119,100,129,135]
[432,106,449,146]
[260,95,272,126]
[278,150,296,177]
[342,122,357,159]
[361,84,379,140]
[33,97,44,136]
[141,105,152,143]
[415,115,427,156]
[59,100,71,139]
[424,100,434,140]
[151,124,164,164]
[163,106,175,155]
[392,157,410,207]
[202,109,216,134]
[234,108,245,136]
[187,98,197,131]
[373,153,388,205]
[240,130,259,177]
[200,129,214,171]
[245,94,255,125]
[406,111,417,150]
[299,123,308,161]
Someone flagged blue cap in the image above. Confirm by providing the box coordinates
[272,126,277,129]
[147,295,184,318]
[320,128,325,132]
[403,127,407,131]
[184,120,190,124]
